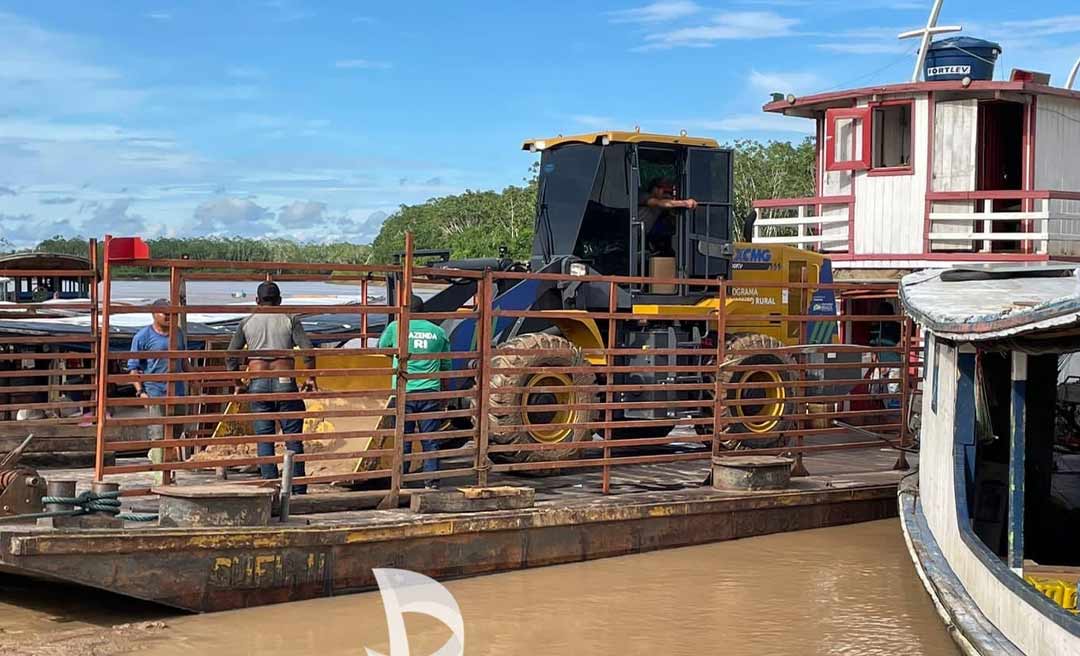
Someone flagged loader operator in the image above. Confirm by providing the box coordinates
[639,177,698,257]
[226,281,315,495]
[378,294,451,489]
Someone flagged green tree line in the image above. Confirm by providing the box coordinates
[17,138,813,266]
[27,236,372,266]
[368,138,814,259]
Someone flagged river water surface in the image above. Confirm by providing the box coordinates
[0,520,957,656]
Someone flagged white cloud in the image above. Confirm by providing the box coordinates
[0,11,149,116]
[277,200,327,227]
[146,12,172,21]
[334,59,392,70]
[90,198,153,236]
[818,42,912,55]
[609,1,701,24]
[640,11,798,50]
[0,213,78,246]
[999,15,1080,37]
[191,197,274,235]
[748,70,827,94]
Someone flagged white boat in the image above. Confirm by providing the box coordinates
[900,263,1080,655]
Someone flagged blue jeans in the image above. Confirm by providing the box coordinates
[249,376,306,491]
[400,398,442,476]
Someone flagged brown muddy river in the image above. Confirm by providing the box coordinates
[0,520,957,655]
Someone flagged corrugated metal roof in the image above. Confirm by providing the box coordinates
[900,264,1080,341]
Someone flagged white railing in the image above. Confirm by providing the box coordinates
[751,196,853,253]
[927,191,1080,255]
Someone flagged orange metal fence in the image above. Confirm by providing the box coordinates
[35,234,920,502]
[0,241,100,462]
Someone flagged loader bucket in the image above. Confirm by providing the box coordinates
[196,353,395,486]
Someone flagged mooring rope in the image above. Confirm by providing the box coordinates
[3,490,158,523]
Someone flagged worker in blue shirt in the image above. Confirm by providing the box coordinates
[127,299,189,485]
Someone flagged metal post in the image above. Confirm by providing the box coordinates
[44,480,75,515]
[791,272,810,478]
[90,481,119,517]
[475,270,494,488]
[88,238,99,423]
[281,449,294,522]
[602,280,616,494]
[384,232,413,509]
[93,235,113,482]
[714,279,727,459]
[360,276,369,343]
[1068,56,1080,90]
[894,317,912,470]
[1008,351,1027,575]
[165,265,181,480]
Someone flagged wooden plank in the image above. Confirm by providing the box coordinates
[0,423,95,439]
[0,436,95,453]
[409,486,536,513]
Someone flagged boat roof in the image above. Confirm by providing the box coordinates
[522,131,719,151]
[0,252,93,271]
[763,80,1080,117]
[900,264,1080,341]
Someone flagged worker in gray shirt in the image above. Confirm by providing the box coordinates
[226,281,317,494]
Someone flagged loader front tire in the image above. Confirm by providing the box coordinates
[488,333,596,467]
[719,334,795,450]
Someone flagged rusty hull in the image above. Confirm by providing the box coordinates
[0,478,898,612]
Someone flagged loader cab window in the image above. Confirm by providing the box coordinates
[533,144,604,261]
[572,143,633,276]
[634,145,733,289]
[637,147,681,262]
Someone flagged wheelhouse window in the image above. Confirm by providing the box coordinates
[871,102,912,172]
[825,107,871,171]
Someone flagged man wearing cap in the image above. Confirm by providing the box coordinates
[226,281,316,495]
[639,177,698,257]
[127,299,189,486]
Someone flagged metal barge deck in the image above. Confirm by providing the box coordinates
[0,450,901,612]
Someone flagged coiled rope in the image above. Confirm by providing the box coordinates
[3,490,158,522]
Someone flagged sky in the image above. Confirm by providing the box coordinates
[0,0,1078,248]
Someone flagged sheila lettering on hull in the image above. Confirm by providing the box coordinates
[366,568,465,656]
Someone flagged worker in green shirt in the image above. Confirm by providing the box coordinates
[378,294,451,487]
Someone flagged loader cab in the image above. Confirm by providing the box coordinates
[524,131,734,296]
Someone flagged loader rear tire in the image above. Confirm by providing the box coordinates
[488,333,596,468]
[719,334,795,450]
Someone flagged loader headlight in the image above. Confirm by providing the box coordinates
[569,262,587,277]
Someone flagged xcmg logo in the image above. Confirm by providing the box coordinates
[733,248,772,263]
[732,247,776,271]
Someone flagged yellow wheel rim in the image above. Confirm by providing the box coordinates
[733,369,786,433]
[522,373,579,443]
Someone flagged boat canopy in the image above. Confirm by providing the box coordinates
[900,264,1080,342]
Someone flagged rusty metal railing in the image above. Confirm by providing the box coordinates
[0,240,100,465]
[84,233,916,504]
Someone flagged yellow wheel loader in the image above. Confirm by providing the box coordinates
[212,131,838,478]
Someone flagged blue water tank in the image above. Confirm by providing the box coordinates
[924,37,1001,81]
